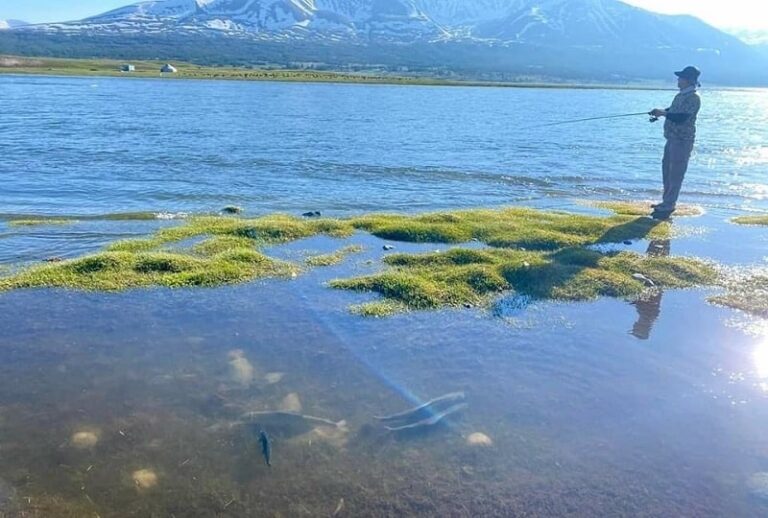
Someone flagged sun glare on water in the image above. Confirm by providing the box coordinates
[753,338,768,392]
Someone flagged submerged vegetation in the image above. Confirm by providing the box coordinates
[8,218,76,227]
[0,206,746,316]
[306,245,364,267]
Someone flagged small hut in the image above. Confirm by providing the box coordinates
[120,64,136,72]
[160,64,178,73]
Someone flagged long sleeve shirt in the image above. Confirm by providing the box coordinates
[664,89,701,141]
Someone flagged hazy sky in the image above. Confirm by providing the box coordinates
[0,0,766,31]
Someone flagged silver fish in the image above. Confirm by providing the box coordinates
[243,411,346,438]
[384,402,468,432]
[375,392,466,422]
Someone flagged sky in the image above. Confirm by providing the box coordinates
[0,0,766,31]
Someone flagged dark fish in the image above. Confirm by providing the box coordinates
[259,430,272,467]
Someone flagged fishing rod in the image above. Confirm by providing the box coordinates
[526,111,659,129]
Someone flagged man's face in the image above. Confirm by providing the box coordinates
[677,76,690,89]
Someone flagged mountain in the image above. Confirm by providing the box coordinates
[0,19,28,29]
[32,0,448,43]
[727,28,768,45]
[2,0,767,85]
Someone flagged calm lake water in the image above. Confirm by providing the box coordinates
[1,75,768,516]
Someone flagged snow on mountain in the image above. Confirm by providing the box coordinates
[415,0,520,27]
[0,19,29,30]
[86,0,201,21]
[44,0,445,42]
[6,0,766,84]
[19,0,747,51]
[472,0,674,46]
[727,28,768,46]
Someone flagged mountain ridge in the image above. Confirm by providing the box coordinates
[3,0,767,85]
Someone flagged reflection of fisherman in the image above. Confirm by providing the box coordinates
[630,239,670,340]
[649,66,702,220]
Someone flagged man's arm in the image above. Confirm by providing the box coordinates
[653,96,700,124]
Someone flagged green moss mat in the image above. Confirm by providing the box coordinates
[0,250,297,291]
[589,201,705,217]
[352,207,671,249]
[710,274,768,318]
[0,206,736,317]
[331,247,718,315]
[732,215,768,226]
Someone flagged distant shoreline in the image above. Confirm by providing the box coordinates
[0,54,678,91]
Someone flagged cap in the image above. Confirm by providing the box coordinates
[674,66,701,82]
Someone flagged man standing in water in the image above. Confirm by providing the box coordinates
[649,66,701,219]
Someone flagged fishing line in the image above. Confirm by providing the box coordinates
[524,111,657,129]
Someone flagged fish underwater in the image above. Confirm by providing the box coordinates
[375,392,467,432]
[259,430,272,467]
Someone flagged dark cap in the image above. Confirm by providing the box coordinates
[675,65,701,81]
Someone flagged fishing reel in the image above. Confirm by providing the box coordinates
[648,113,660,123]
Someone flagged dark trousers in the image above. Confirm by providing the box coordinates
[659,138,694,210]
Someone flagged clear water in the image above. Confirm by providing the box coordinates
[1,76,768,516]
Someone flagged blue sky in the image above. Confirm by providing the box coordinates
[0,0,766,30]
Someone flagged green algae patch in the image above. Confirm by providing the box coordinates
[331,247,718,315]
[590,201,704,217]
[350,207,670,248]
[0,250,295,291]
[732,215,768,226]
[9,218,77,227]
[710,274,768,318]
[0,208,712,296]
[156,214,354,245]
[306,245,364,267]
[107,238,165,253]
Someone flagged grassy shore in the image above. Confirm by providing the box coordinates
[0,55,669,90]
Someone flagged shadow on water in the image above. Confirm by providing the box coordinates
[598,216,662,245]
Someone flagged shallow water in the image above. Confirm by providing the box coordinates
[1,76,768,516]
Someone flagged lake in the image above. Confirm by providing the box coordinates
[1,75,768,516]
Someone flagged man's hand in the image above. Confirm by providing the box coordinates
[649,108,666,118]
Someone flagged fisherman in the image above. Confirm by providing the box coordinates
[648,66,702,219]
